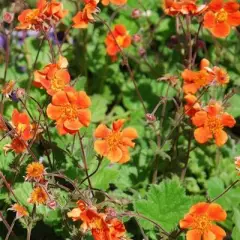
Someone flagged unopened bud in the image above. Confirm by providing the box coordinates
[145,113,156,122]
[132,34,141,43]
[138,48,146,57]
[132,9,142,19]
[3,12,14,24]
[47,200,57,210]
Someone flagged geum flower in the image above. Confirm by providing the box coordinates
[34,56,72,96]
[47,90,91,135]
[11,109,32,141]
[67,200,126,240]
[102,0,127,6]
[16,0,67,31]
[163,0,207,16]
[94,119,138,164]
[28,186,48,205]
[182,59,214,94]
[25,162,46,182]
[204,0,240,38]
[192,102,236,146]
[72,0,100,29]
[180,202,227,240]
[105,24,131,61]
[34,55,68,89]
[184,94,201,117]
[9,204,29,219]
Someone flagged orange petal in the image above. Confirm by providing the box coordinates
[183,83,198,94]
[204,11,216,28]
[203,230,216,240]
[77,109,91,127]
[111,0,127,6]
[55,69,71,85]
[122,127,138,139]
[107,147,122,162]
[94,140,108,156]
[194,127,212,144]
[112,119,125,131]
[224,1,239,13]
[76,91,91,108]
[200,58,210,70]
[192,111,207,127]
[122,36,131,48]
[115,24,127,35]
[214,129,228,146]
[227,11,240,26]
[64,119,82,131]
[211,22,230,38]
[102,0,110,5]
[118,148,130,164]
[189,202,209,215]
[210,224,226,239]
[52,91,69,106]
[56,119,68,135]
[46,104,62,120]
[121,138,135,147]
[179,214,195,229]
[207,203,227,221]
[221,113,236,127]
[57,55,68,68]
[186,229,202,240]
[94,124,111,138]
[208,0,224,12]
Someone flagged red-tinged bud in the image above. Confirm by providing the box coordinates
[167,35,179,49]
[145,113,156,122]
[105,208,117,221]
[132,34,141,43]
[132,9,142,19]
[196,40,205,49]
[3,12,14,24]
[47,200,57,210]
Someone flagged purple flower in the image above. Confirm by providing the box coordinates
[0,34,6,50]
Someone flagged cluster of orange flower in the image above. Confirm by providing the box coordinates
[164,0,240,38]
[183,59,236,146]
[68,200,127,240]
[2,109,34,154]
[17,0,68,31]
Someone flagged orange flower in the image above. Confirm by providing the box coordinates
[102,0,127,6]
[182,59,214,94]
[211,66,230,85]
[105,24,131,61]
[33,55,69,90]
[11,109,32,141]
[17,0,67,31]
[0,114,8,132]
[192,101,236,146]
[184,94,201,117]
[28,186,48,205]
[2,80,15,98]
[235,156,240,175]
[25,162,45,182]
[68,200,126,240]
[72,0,99,29]
[94,119,138,164]
[9,203,29,219]
[3,137,27,154]
[106,218,126,240]
[163,0,207,16]
[47,90,91,135]
[180,202,227,240]
[203,0,240,38]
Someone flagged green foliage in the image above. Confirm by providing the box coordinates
[134,178,193,232]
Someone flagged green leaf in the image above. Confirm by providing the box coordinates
[134,178,193,232]
[232,208,240,240]
[91,159,120,190]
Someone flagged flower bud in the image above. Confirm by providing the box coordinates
[132,9,142,19]
[138,48,146,57]
[3,12,14,24]
[145,113,156,123]
[132,34,141,43]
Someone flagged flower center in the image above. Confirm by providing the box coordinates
[26,9,39,22]
[62,105,78,120]
[106,132,121,150]
[116,36,125,46]
[194,215,211,232]
[17,123,27,134]
[207,116,222,134]
[216,9,228,23]
[51,76,65,91]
